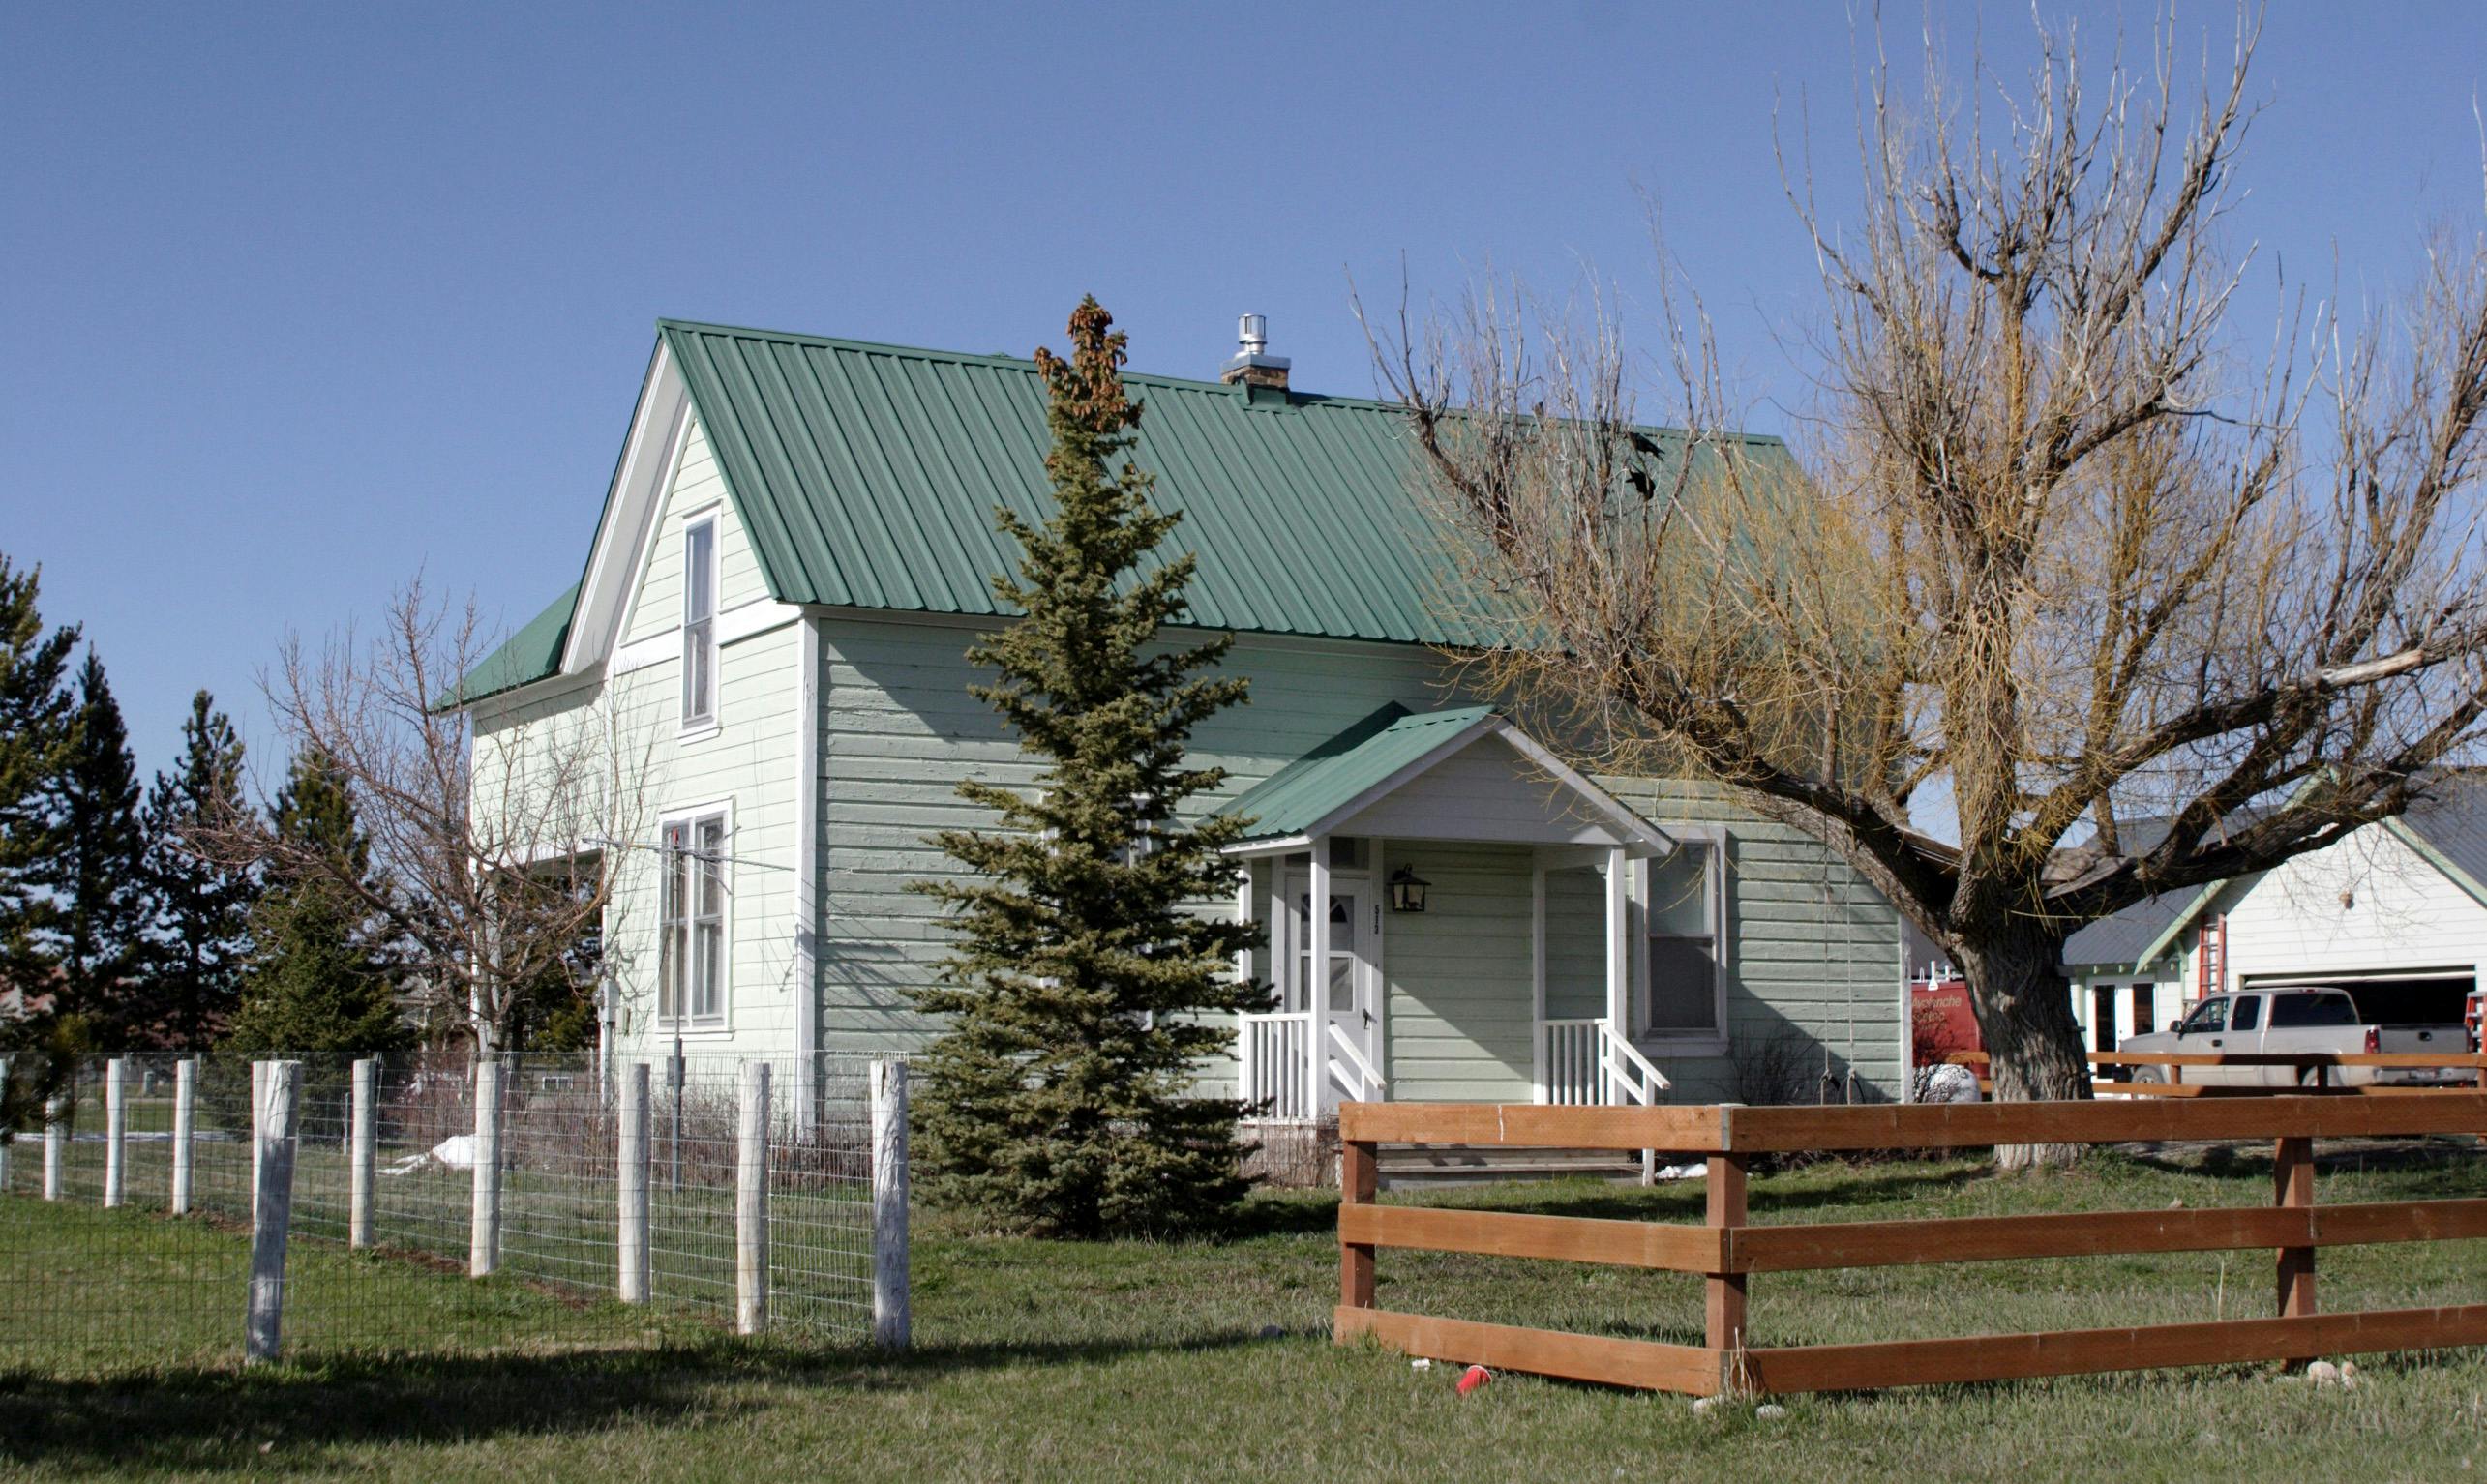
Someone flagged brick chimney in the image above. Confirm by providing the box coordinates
[1219,313,1290,392]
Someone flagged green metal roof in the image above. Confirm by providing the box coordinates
[452,580,579,705]
[1217,703,1498,842]
[458,317,1794,700]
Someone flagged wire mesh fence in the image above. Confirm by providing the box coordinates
[1,1049,904,1374]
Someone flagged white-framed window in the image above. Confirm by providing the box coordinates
[659,806,729,1024]
[1638,827,1727,1044]
[681,518,718,728]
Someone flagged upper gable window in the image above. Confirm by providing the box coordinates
[682,519,718,727]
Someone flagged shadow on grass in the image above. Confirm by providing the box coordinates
[0,1330,1276,1473]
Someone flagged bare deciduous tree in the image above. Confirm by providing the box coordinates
[205,577,654,1054]
[1368,15,2487,1162]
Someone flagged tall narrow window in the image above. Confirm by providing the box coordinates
[682,519,717,727]
[1643,835,1724,1039]
[660,811,728,1024]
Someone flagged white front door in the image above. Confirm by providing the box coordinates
[1281,874,1381,1111]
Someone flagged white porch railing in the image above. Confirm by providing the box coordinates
[1326,1021,1387,1104]
[1241,1011,1315,1122]
[1541,1018,1672,1107]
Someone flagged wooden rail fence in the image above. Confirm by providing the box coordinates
[1944,1048,2487,1096]
[1334,1094,2487,1397]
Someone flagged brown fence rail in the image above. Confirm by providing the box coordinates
[1944,1049,2487,1096]
[1333,1094,2487,1397]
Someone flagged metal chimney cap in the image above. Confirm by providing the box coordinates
[1237,313,1268,356]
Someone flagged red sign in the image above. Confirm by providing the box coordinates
[1911,979,1980,1066]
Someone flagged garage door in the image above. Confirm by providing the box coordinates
[2241,968,2473,1025]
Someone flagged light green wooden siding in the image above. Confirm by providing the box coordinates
[1542,865,1606,1021]
[596,619,806,1065]
[1378,843,1535,1102]
[813,618,1472,1058]
[812,612,1907,1102]
[1603,780,1903,1102]
[472,410,806,1068]
[622,416,771,647]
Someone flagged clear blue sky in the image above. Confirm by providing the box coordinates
[7,2,2485,781]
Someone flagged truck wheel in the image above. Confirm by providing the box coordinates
[2130,1066,2164,1086]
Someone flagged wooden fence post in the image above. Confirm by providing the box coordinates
[2276,1133,2317,1367]
[735,1061,770,1335]
[42,1096,63,1201]
[103,1058,126,1208]
[1340,1133,1377,1313]
[247,1060,302,1364]
[348,1059,376,1248]
[617,1062,651,1304]
[469,1058,503,1278]
[870,1058,911,1350]
[1705,1109,1750,1397]
[171,1058,196,1214]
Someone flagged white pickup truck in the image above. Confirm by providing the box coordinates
[2120,986,2474,1088]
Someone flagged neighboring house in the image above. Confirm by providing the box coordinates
[457,317,1910,1120]
[2063,790,2487,1054]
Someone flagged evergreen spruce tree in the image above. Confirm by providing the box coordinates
[0,555,80,1133]
[222,748,406,1065]
[44,650,152,1039]
[0,555,77,1000]
[138,691,255,1047]
[907,298,1267,1238]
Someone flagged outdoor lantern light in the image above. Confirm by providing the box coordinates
[1388,864,1430,914]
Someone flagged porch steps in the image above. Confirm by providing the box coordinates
[1374,1144,1664,1190]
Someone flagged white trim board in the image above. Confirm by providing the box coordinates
[564,342,694,680]
[611,599,806,677]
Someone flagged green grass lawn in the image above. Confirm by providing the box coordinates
[9,1142,2487,1481]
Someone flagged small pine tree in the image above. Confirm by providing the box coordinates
[907,298,1267,1238]
[44,650,153,1038]
[222,748,406,1065]
[138,691,256,1047]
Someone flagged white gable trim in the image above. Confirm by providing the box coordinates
[561,341,695,678]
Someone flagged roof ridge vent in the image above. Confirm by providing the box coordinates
[1220,313,1290,395]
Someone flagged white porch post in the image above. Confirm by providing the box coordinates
[1604,846,1630,1102]
[1308,835,1331,1113]
[1531,855,1548,1104]
[1235,865,1256,1113]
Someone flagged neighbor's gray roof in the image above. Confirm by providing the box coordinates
[2061,890,2196,971]
[459,319,1795,700]
[2061,785,2487,971]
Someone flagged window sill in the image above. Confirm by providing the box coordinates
[1633,1034,1729,1058]
[649,1021,734,1040]
[677,722,722,746]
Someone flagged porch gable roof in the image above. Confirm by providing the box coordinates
[1218,702,1673,857]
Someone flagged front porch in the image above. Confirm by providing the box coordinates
[1220,705,1698,1123]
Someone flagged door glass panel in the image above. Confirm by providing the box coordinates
[2229,995,2262,1032]
[1295,891,1361,1016]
